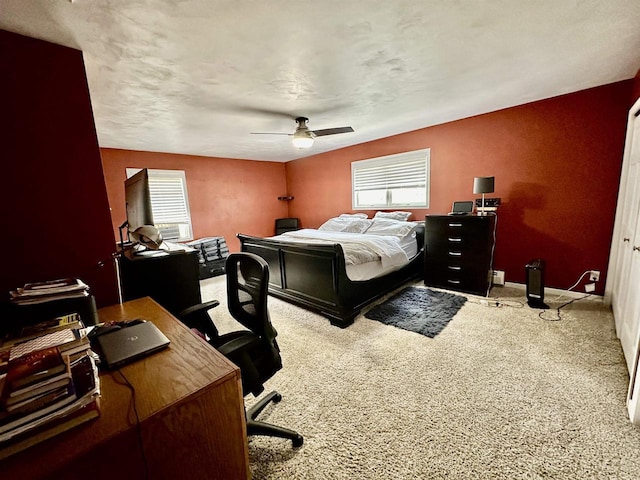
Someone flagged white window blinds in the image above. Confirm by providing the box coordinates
[126,168,193,242]
[352,149,430,209]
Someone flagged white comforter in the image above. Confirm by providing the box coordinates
[277,229,409,269]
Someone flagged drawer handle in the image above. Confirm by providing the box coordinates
[448,251,462,256]
[448,223,463,227]
[448,237,462,242]
[447,279,461,285]
[448,265,462,271]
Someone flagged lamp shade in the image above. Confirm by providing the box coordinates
[473,176,495,194]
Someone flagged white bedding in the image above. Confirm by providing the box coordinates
[271,228,418,281]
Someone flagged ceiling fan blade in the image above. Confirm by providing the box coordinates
[310,126,354,137]
[250,132,293,135]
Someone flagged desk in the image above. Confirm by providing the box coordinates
[0,297,250,480]
[118,249,201,316]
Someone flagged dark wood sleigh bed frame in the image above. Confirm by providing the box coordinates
[237,224,425,328]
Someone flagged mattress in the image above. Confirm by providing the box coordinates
[346,234,418,281]
[271,229,419,281]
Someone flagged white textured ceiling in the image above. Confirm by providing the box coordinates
[1,0,640,162]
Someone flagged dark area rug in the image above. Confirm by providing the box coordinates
[364,287,467,338]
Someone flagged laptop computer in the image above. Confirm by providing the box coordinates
[449,200,474,215]
[96,321,170,369]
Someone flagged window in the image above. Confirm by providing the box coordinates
[126,168,193,242]
[352,149,430,209]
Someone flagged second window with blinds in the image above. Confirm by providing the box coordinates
[351,149,430,209]
[126,168,193,242]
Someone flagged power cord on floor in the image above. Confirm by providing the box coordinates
[493,299,525,308]
[538,294,592,322]
[115,369,149,480]
[470,269,597,317]
[547,270,592,304]
[468,297,525,309]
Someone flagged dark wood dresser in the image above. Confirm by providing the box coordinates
[424,214,496,296]
[117,249,201,316]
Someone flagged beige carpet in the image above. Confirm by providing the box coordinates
[200,276,640,479]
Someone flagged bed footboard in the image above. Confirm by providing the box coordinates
[237,231,424,327]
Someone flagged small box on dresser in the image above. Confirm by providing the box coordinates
[424,214,496,296]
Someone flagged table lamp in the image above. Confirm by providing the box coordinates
[473,176,495,216]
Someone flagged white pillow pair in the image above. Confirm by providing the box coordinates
[318,217,372,233]
[373,211,412,221]
[366,218,417,237]
[318,216,417,238]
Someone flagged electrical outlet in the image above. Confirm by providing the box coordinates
[585,283,596,293]
[492,270,505,286]
[590,270,600,282]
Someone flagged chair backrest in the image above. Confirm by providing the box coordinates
[275,217,300,235]
[225,252,282,396]
[226,252,277,344]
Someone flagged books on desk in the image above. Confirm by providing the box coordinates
[0,306,101,459]
[0,352,100,459]
[8,327,90,362]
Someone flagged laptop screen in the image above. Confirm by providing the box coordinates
[451,201,474,214]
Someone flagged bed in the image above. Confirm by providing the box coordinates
[238,214,425,328]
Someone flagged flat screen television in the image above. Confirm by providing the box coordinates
[124,168,154,234]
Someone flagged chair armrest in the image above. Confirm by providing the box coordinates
[178,300,220,319]
[217,333,260,357]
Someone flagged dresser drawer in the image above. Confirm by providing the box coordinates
[425,264,492,294]
[425,241,487,263]
[424,214,496,296]
[426,261,489,280]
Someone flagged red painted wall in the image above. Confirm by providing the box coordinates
[100,149,289,252]
[285,81,634,293]
[0,30,119,307]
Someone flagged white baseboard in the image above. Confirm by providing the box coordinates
[500,281,603,302]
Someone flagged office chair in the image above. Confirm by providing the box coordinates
[179,252,303,448]
[275,217,300,235]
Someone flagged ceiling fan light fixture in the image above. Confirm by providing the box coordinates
[292,130,314,149]
[252,115,352,149]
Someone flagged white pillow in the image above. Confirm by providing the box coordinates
[374,211,412,221]
[366,218,417,237]
[318,217,372,233]
[339,213,368,219]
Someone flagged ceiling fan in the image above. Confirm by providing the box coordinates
[251,117,354,149]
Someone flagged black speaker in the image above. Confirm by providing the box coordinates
[526,259,549,309]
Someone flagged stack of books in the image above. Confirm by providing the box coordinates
[9,278,90,306]
[0,312,100,459]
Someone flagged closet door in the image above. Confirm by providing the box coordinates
[625,201,640,424]
[615,113,640,373]
[608,100,640,425]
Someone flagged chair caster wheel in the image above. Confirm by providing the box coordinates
[273,393,282,403]
[292,435,304,448]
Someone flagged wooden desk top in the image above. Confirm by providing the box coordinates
[1,297,247,479]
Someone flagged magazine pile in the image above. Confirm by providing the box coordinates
[0,280,101,459]
[9,278,90,306]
